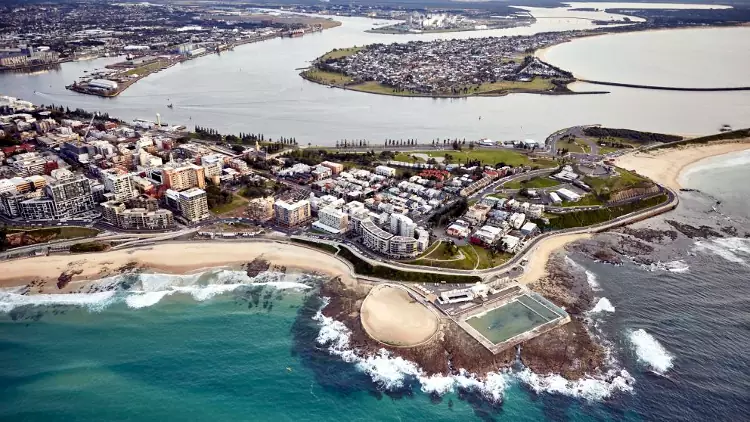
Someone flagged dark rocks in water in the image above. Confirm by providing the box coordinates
[244,258,271,278]
[56,269,83,289]
[619,226,679,243]
[720,226,738,236]
[665,219,723,239]
[592,249,621,265]
[520,320,605,380]
[530,255,594,317]
[570,234,656,265]
[524,255,606,378]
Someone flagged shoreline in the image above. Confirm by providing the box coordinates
[299,71,590,98]
[517,233,592,284]
[614,139,750,191]
[0,241,357,293]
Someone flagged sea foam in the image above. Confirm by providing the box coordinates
[590,297,615,314]
[0,270,311,313]
[565,256,601,290]
[693,238,750,266]
[629,329,674,375]
[0,291,117,314]
[642,260,690,273]
[314,309,633,401]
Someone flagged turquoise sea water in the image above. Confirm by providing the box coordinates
[0,281,546,422]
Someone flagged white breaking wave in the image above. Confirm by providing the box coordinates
[642,260,690,273]
[314,309,632,401]
[590,297,615,314]
[565,256,601,290]
[125,290,174,309]
[0,270,312,313]
[0,291,116,314]
[628,329,674,375]
[516,368,633,401]
[693,238,750,266]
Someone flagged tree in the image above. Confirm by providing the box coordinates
[0,225,8,252]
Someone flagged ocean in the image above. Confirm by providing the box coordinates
[1,154,750,421]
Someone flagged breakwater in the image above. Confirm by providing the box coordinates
[579,79,750,92]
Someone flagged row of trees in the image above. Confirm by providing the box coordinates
[195,126,298,146]
[428,198,468,228]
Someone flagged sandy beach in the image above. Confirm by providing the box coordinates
[360,284,439,347]
[614,140,750,191]
[0,241,356,292]
[518,233,592,285]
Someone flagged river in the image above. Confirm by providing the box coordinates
[0,4,747,144]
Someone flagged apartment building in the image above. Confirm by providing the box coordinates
[177,188,209,222]
[10,152,49,176]
[102,170,137,202]
[101,200,174,230]
[200,154,223,178]
[163,163,206,191]
[247,196,275,222]
[273,199,311,227]
[314,205,349,234]
[18,173,95,220]
[390,213,416,238]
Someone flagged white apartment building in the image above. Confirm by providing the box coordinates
[314,205,349,234]
[178,188,209,222]
[102,170,137,202]
[390,213,416,238]
[10,152,48,176]
[375,165,397,177]
[201,154,223,178]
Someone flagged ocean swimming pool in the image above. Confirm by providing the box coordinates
[465,294,564,345]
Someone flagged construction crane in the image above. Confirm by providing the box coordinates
[81,115,96,141]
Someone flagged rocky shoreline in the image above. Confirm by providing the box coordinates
[318,253,608,382]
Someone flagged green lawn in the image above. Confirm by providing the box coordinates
[583,167,653,196]
[388,149,538,167]
[8,226,100,239]
[302,69,353,86]
[472,245,512,269]
[318,47,363,61]
[394,152,426,162]
[349,81,417,96]
[559,194,605,207]
[210,194,248,215]
[408,244,510,270]
[558,139,589,153]
[124,61,166,76]
[504,176,561,190]
[473,77,555,94]
[448,149,549,167]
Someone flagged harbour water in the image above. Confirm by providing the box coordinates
[2,153,750,421]
[1,6,749,144]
